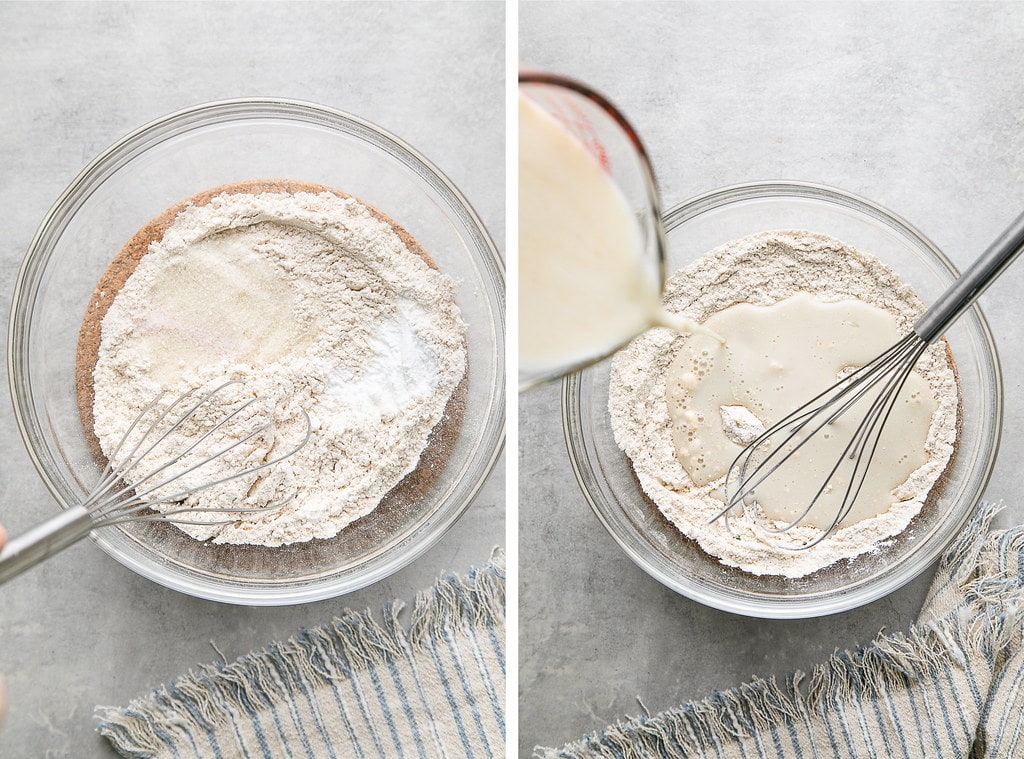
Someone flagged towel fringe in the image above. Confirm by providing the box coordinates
[539,613,1018,759]
[97,550,505,758]
[538,505,1024,759]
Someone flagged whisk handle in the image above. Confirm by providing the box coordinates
[915,209,1024,344]
[0,506,94,585]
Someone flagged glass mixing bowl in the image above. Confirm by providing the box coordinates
[563,181,1001,619]
[8,98,505,605]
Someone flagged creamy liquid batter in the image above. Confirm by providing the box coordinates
[607,230,960,577]
[518,94,705,377]
[665,292,935,530]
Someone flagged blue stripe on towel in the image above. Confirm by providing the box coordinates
[171,687,224,759]
[96,557,507,759]
[425,626,475,757]
[452,578,505,737]
[902,670,932,754]
[866,676,897,759]
[346,659,390,757]
[469,622,505,737]
[440,624,493,756]
[396,631,447,756]
[261,680,296,759]
[135,707,183,759]
[316,645,366,759]
[766,720,785,759]
[988,649,1024,756]
[235,686,275,759]
[782,708,804,759]
[366,662,407,757]
[385,657,428,758]
[287,649,338,759]
[216,689,254,759]
[939,657,974,741]
[818,696,841,757]
[921,667,959,752]
[879,676,911,759]
[266,649,316,759]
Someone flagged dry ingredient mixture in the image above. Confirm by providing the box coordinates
[608,230,959,577]
[92,190,466,546]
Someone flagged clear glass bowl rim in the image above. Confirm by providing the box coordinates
[7,97,506,605]
[562,179,1003,618]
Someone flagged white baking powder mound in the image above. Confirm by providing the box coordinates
[608,230,959,578]
[92,190,466,546]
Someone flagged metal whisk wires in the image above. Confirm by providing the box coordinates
[0,382,311,584]
[717,333,928,549]
[87,383,310,528]
[711,209,1024,547]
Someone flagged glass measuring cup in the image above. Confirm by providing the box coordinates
[518,71,669,391]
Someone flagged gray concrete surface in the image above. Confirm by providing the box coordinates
[0,2,504,756]
[9,2,1024,757]
[520,2,1024,756]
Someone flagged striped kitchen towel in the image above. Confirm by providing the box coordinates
[97,552,505,758]
[542,502,1024,758]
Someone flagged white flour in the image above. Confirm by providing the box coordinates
[608,231,959,577]
[93,190,466,546]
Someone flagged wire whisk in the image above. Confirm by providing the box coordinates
[715,210,1024,548]
[0,382,311,584]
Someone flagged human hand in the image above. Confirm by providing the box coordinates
[0,521,5,725]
